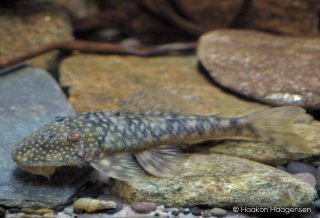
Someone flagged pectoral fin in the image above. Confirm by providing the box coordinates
[90,153,146,181]
[135,145,183,177]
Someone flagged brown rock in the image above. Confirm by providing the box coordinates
[110,154,316,207]
[198,30,320,110]
[131,202,157,213]
[21,208,36,214]
[238,0,320,36]
[0,8,73,70]
[166,0,243,30]
[54,0,98,19]
[73,1,245,43]
[0,207,5,218]
[60,54,320,165]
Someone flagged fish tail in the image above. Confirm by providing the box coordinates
[243,106,313,152]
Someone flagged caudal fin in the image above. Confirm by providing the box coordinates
[244,106,313,152]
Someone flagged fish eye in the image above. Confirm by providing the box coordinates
[67,132,81,142]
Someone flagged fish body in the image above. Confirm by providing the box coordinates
[11,86,311,181]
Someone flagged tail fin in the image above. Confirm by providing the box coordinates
[244,106,313,152]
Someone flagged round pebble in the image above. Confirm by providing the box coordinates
[190,207,201,216]
[211,207,228,217]
[181,208,190,215]
[202,210,211,217]
[35,208,53,215]
[63,207,74,215]
[311,161,320,167]
[171,208,180,216]
[313,199,320,208]
[98,195,123,214]
[7,208,20,213]
[287,162,317,176]
[131,202,157,213]
[293,173,316,187]
[0,207,6,217]
[157,205,165,211]
[21,208,36,214]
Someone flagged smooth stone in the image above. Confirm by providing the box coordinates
[293,173,316,187]
[0,65,88,208]
[202,210,212,217]
[171,208,180,216]
[110,153,316,208]
[0,207,5,218]
[313,199,320,208]
[63,207,74,215]
[287,162,317,176]
[211,207,228,217]
[312,161,320,167]
[34,208,53,215]
[190,207,202,216]
[7,208,20,214]
[97,195,123,214]
[0,8,72,70]
[21,208,36,214]
[198,30,320,110]
[182,208,190,215]
[131,202,157,213]
[72,198,117,213]
[60,54,320,165]
[316,166,320,187]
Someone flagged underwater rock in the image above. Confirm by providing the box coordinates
[60,54,320,165]
[131,202,157,214]
[287,162,317,176]
[0,8,72,70]
[210,207,228,217]
[54,0,98,19]
[0,65,88,208]
[110,154,316,207]
[238,0,320,36]
[72,198,117,213]
[293,173,316,188]
[198,30,320,110]
[164,0,244,31]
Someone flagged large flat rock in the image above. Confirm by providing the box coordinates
[198,30,320,110]
[110,153,316,207]
[0,8,72,70]
[0,65,87,208]
[60,54,320,165]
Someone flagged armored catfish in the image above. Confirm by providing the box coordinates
[11,86,312,181]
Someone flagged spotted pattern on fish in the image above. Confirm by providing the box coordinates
[11,86,310,181]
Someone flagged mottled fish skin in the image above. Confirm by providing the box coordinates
[11,86,311,180]
[11,112,241,166]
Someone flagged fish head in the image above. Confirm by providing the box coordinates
[11,115,92,177]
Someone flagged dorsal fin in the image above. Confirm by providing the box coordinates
[115,85,189,116]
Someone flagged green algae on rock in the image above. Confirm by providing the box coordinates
[110,153,317,207]
[0,8,73,70]
[60,54,320,165]
[198,30,320,110]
